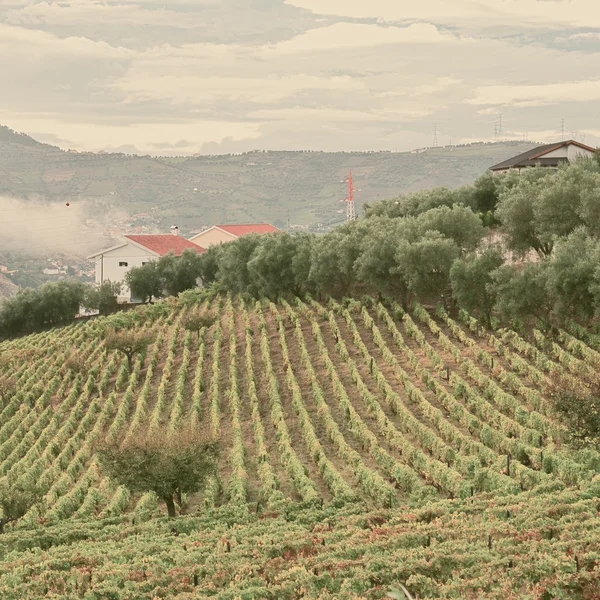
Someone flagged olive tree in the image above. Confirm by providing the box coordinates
[0,478,41,533]
[547,374,600,450]
[104,329,154,372]
[125,262,163,304]
[450,248,504,328]
[182,310,215,340]
[96,427,219,518]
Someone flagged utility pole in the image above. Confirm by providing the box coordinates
[345,170,356,222]
[561,118,565,141]
[498,113,503,141]
[433,124,439,148]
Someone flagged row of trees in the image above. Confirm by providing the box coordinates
[3,156,599,339]
[186,157,600,327]
[0,280,122,339]
[193,205,486,306]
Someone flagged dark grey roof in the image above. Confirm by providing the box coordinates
[489,142,564,171]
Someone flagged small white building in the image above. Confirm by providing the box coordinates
[188,223,278,248]
[87,233,204,303]
[490,140,596,174]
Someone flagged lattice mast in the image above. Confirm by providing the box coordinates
[345,169,357,222]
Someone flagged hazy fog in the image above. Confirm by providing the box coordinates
[0,196,110,256]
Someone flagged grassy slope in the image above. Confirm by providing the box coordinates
[0,136,534,230]
[0,295,600,597]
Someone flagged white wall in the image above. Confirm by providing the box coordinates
[541,146,568,159]
[543,144,595,161]
[189,228,237,248]
[567,144,595,161]
[93,241,157,302]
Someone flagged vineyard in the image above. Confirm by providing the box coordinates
[1,294,600,598]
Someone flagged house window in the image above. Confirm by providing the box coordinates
[119,261,128,267]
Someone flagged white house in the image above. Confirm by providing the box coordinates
[188,223,278,248]
[489,140,596,174]
[87,233,204,303]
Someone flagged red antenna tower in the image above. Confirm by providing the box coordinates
[345,169,356,221]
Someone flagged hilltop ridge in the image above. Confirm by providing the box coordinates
[0,127,534,231]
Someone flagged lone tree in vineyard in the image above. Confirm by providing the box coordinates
[548,375,600,449]
[104,329,154,372]
[182,310,215,340]
[96,427,219,518]
[0,478,41,534]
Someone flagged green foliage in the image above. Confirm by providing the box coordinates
[491,262,550,324]
[545,229,600,321]
[214,234,263,295]
[247,231,312,298]
[496,160,600,257]
[309,224,363,297]
[0,279,86,338]
[364,185,477,219]
[394,233,460,304]
[83,281,122,314]
[354,219,413,304]
[548,375,600,450]
[0,477,41,533]
[414,204,486,252]
[196,246,221,285]
[158,249,203,296]
[450,248,504,326]
[125,261,163,303]
[96,428,219,517]
[495,171,550,257]
[104,328,154,371]
[182,310,215,335]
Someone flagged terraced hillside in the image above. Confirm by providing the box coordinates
[1,295,600,598]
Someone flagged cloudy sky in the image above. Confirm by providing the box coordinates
[2,0,600,155]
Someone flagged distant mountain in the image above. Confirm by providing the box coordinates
[0,126,534,231]
[0,126,59,150]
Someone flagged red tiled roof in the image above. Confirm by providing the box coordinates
[217,223,278,237]
[125,235,205,256]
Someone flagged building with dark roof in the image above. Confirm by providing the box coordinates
[489,140,596,174]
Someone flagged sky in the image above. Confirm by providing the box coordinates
[2,0,600,155]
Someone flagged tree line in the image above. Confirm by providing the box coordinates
[179,155,600,328]
[0,280,122,339]
[2,154,600,339]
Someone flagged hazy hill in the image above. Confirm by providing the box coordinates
[0,273,18,300]
[0,126,534,231]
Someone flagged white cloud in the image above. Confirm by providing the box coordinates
[469,79,600,106]
[250,106,432,122]
[4,0,219,28]
[0,23,130,58]
[115,73,365,105]
[284,0,600,29]
[0,111,262,154]
[2,2,600,154]
[271,22,460,53]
